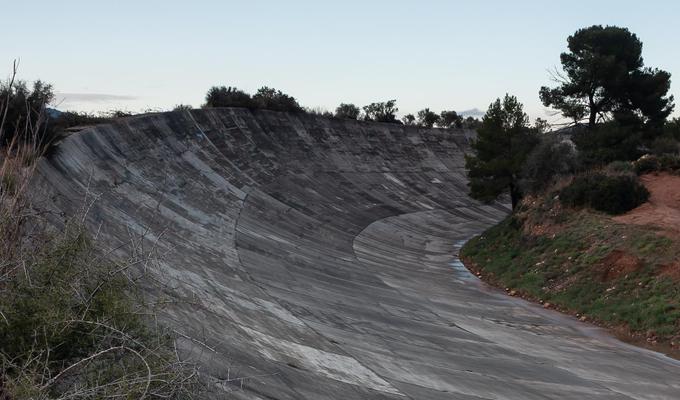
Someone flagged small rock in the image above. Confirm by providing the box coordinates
[579,316,587,322]
[509,290,517,296]
[543,302,551,309]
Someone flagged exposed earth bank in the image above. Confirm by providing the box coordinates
[461,173,680,358]
[614,173,680,239]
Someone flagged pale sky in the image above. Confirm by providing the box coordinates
[2,0,679,122]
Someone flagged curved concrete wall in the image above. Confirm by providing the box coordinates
[33,109,680,399]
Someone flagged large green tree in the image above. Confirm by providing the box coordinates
[540,25,674,129]
[465,94,538,209]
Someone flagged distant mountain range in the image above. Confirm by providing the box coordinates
[459,108,485,118]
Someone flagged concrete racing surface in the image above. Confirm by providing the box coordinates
[34,109,680,399]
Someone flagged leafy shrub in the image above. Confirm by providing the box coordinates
[664,117,680,140]
[606,160,634,174]
[204,85,254,108]
[0,226,199,398]
[416,108,440,128]
[633,154,680,174]
[363,100,398,123]
[173,104,193,111]
[252,86,302,112]
[520,135,579,194]
[560,173,649,214]
[650,136,680,155]
[658,154,680,171]
[438,110,462,128]
[305,106,333,117]
[461,116,482,129]
[203,85,303,113]
[401,113,416,125]
[634,155,661,174]
[573,121,643,166]
[0,79,54,146]
[334,103,360,119]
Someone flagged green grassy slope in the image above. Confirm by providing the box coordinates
[461,195,680,354]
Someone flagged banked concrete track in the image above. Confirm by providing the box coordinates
[33,109,679,399]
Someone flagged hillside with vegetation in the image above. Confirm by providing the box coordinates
[462,25,680,357]
[462,169,680,357]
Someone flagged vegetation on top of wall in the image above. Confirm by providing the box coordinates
[203,85,303,112]
[334,103,361,120]
[362,100,399,123]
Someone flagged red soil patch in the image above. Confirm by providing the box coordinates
[596,250,643,281]
[613,173,680,238]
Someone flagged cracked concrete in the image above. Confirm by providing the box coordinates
[32,108,680,399]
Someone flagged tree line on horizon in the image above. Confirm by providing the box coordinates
[0,79,482,154]
[202,85,481,129]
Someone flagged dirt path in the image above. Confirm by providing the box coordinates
[614,173,680,238]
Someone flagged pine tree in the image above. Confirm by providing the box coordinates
[465,94,538,209]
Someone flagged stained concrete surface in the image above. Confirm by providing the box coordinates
[33,109,680,399]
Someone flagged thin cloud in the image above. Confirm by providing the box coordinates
[459,108,485,117]
[54,93,138,103]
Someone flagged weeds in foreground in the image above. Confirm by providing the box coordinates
[1,64,201,399]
